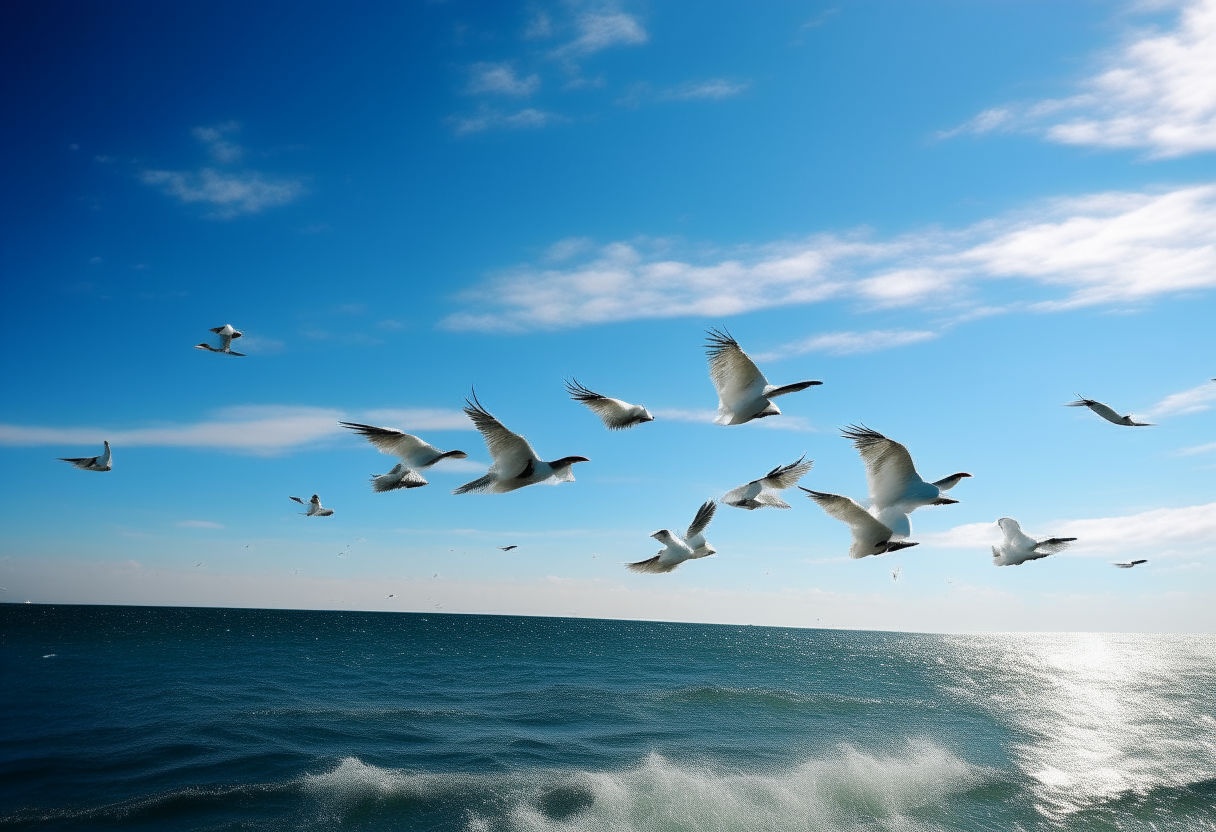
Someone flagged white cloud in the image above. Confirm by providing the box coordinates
[756,330,938,360]
[466,62,540,97]
[553,11,648,59]
[943,0,1216,157]
[0,405,474,455]
[661,79,750,101]
[924,502,1216,558]
[191,121,243,162]
[1176,442,1216,455]
[140,168,305,219]
[177,520,224,529]
[1148,380,1216,417]
[452,107,559,136]
[442,183,1216,331]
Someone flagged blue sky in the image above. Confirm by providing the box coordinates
[1,0,1213,631]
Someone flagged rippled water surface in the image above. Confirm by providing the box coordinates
[1,605,1213,830]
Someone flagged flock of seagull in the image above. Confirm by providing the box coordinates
[56,323,1170,574]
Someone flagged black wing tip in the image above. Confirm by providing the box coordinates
[840,423,884,444]
[703,326,739,355]
[565,377,603,402]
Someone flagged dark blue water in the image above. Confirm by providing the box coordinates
[1,605,1213,830]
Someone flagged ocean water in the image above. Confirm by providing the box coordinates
[1,606,1213,831]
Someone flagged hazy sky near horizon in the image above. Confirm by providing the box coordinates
[1,0,1213,631]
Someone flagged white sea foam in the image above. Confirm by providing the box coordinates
[303,741,987,831]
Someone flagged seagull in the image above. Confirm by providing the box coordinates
[800,488,920,559]
[722,455,814,510]
[289,494,334,516]
[1113,559,1148,568]
[1064,396,1152,426]
[841,425,971,538]
[194,324,245,356]
[58,440,112,471]
[453,391,589,494]
[499,545,519,551]
[627,500,717,573]
[565,379,654,430]
[705,328,821,425]
[339,422,468,491]
[991,518,1076,566]
[386,593,396,598]
[891,565,902,583]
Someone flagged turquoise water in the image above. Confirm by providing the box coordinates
[1,605,1213,830]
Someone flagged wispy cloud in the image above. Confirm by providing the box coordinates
[1176,442,1216,456]
[756,330,938,360]
[941,0,1216,158]
[552,11,648,59]
[0,405,474,455]
[923,502,1216,558]
[442,183,1216,331]
[451,107,559,136]
[177,520,224,529]
[140,122,306,218]
[1148,380,1216,417]
[466,62,540,96]
[661,79,750,101]
[651,408,816,432]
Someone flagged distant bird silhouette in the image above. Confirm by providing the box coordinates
[58,440,112,471]
[290,494,334,516]
[992,518,1075,566]
[195,324,245,356]
[801,488,919,559]
[1065,395,1152,426]
[499,545,519,551]
[705,328,821,425]
[627,500,717,573]
[565,379,654,430]
[722,455,813,510]
[454,390,589,494]
[1113,559,1148,568]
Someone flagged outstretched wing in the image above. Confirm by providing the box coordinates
[841,425,919,509]
[626,555,678,574]
[802,488,892,538]
[463,391,539,476]
[685,500,717,540]
[1034,537,1077,555]
[289,496,306,505]
[565,379,643,430]
[1067,396,1123,424]
[760,455,813,490]
[340,422,462,467]
[705,328,767,413]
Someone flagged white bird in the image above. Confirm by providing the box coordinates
[454,391,589,494]
[722,455,814,510]
[705,328,821,425]
[841,425,971,538]
[1064,395,1152,426]
[194,324,245,356]
[627,500,717,573]
[290,494,334,516]
[339,422,468,492]
[801,488,920,559]
[58,440,112,471]
[991,518,1075,566]
[565,379,654,430]
[1113,559,1148,569]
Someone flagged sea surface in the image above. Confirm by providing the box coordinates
[0,605,1213,831]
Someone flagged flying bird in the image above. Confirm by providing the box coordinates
[705,328,821,425]
[290,494,334,516]
[627,500,718,573]
[499,545,519,551]
[453,391,589,494]
[340,422,468,492]
[800,488,919,559]
[841,425,970,538]
[722,455,814,510]
[1113,559,1148,569]
[1064,396,1153,426]
[991,518,1076,566]
[58,440,112,471]
[565,379,654,430]
[194,324,245,356]
[891,566,902,583]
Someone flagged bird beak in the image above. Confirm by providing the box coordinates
[932,497,959,505]
[886,541,919,552]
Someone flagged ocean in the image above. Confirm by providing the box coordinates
[0,605,1213,831]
